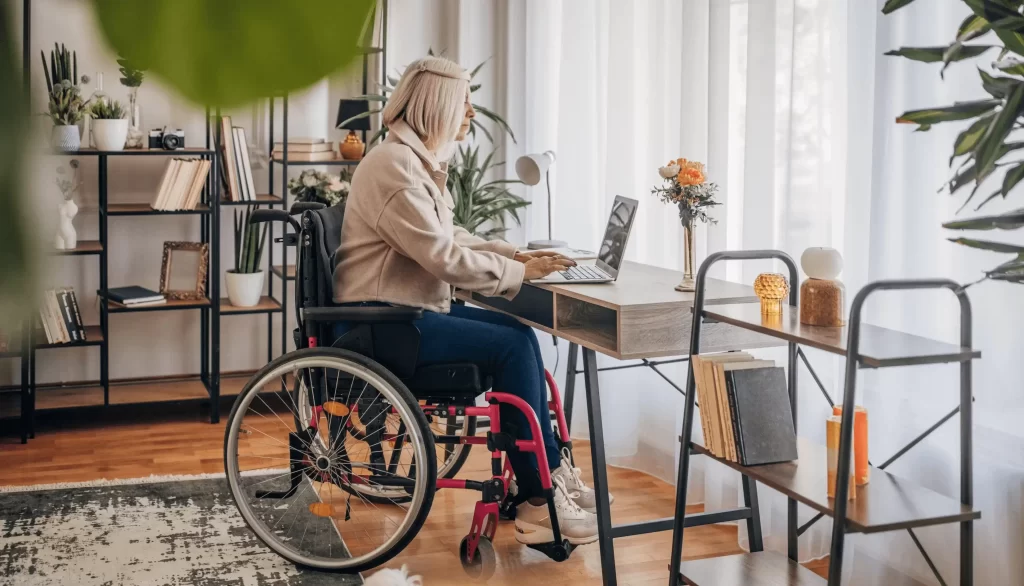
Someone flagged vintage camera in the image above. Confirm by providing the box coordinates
[149,127,186,150]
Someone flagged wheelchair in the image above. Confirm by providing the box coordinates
[223,202,577,578]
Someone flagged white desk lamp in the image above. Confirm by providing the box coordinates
[516,150,567,250]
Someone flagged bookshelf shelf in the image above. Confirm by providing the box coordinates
[692,437,979,533]
[49,240,103,256]
[271,156,360,166]
[271,264,296,280]
[220,296,283,315]
[54,147,215,156]
[107,298,211,313]
[220,193,284,206]
[106,203,211,216]
[703,303,979,368]
[35,325,104,350]
[678,551,824,586]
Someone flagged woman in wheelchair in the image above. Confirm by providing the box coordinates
[334,55,609,547]
[223,55,611,577]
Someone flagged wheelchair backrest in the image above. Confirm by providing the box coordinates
[299,204,345,312]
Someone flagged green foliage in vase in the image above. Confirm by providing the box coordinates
[885,0,1024,284]
[338,48,516,146]
[448,145,529,239]
[90,99,126,120]
[40,43,77,96]
[47,81,87,125]
[288,169,351,207]
[117,57,144,88]
[233,207,268,274]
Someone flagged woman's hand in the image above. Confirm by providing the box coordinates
[523,255,576,280]
[514,249,567,263]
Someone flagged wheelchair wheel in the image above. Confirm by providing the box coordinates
[224,347,436,573]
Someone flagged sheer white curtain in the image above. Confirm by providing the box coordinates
[392,0,1024,582]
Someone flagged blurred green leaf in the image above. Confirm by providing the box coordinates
[92,0,376,107]
[951,114,992,161]
[944,208,1024,230]
[979,68,1020,98]
[948,237,1024,253]
[886,45,993,63]
[0,4,35,326]
[957,14,991,42]
[974,85,1024,179]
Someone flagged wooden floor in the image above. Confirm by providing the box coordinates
[0,406,829,585]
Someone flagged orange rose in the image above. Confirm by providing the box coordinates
[676,160,706,186]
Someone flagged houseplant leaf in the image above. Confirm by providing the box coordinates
[882,0,918,14]
[943,208,1024,230]
[92,0,376,107]
[947,237,1024,253]
[886,44,994,63]
[896,99,1001,126]
[973,85,1024,179]
[979,68,1020,98]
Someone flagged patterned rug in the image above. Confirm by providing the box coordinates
[0,474,363,586]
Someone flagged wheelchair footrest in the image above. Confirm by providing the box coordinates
[526,539,575,562]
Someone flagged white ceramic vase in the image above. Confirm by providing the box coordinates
[92,119,129,151]
[51,125,81,152]
[55,199,78,250]
[225,270,265,307]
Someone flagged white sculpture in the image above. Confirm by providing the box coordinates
[55,198,78,250]
[55,159,82,250]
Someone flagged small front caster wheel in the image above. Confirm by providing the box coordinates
[459,535,496,580]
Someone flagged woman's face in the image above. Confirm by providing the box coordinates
[455,92,475,141]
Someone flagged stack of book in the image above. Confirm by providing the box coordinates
[220,116,259,202]
[271,138,336,162]
[691,352,798,466]
[39,287,87,344]
[105,286,166,308]
[151,158,211,211]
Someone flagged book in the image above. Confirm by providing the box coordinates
[183,159,211,210]
[715,360,772,461]
[696,352,753,459]
[271,150,337,162]
[38,305,53,344]
[117,298,167,307]
[273,141,333,153]
[280,137,325,144]
[105,286,165,305]
[57,288,80,342]
[152,159,179,211]
[232,128,250,201]
[45,290,69,343]
[236,127,258,202]
[220,116,241,202]
[171,160,199,210]
[726,365,798,466]
[67,289,87,341]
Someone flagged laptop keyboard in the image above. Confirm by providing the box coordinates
[560,265,609,280]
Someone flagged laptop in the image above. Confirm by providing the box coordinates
[531,195,638,284]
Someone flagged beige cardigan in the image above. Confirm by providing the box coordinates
[333,121,525,313]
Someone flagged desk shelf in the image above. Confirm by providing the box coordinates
[679,551,824,586]
[703,303,979,368]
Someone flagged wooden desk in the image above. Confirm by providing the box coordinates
[459,261,778,586]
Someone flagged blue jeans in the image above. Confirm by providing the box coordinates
[333,303,560,498]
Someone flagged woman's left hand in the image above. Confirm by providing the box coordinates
[514,250,568,263]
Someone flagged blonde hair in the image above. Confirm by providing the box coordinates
[382,56,471,152]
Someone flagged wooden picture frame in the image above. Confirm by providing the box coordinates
[160,241,209,301]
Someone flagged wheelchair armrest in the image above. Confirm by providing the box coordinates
[304,306,424,323]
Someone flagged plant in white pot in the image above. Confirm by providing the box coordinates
[46,81,87,151]
[89,100,129,151]
[226,207,268,307]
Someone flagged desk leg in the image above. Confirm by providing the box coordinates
[563,342,579,435]
[583,347,617,585]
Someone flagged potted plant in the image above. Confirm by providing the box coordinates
[118,57,146,148]
[287,169,351,206]
[89,100,129,151]
[46,81,87,151]
[226,207,268,307]
[448,145,529,239]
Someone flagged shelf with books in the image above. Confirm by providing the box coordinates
[271,264,296,280]
[220,193,283,206]
[106,203,211,216]
[702,303,979,368]
[690,437,979,533]
[49,240,103,256]
[220,296,283,315]
[35,325,104,350]
[53,147,215,156]
[107,297,211,313]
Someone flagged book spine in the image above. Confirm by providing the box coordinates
[725,373,745,465]
[69,290,86,340]
[58,289,79,342]
[47,290,68,343]
[39,306,52,344]
[692,356,714,453]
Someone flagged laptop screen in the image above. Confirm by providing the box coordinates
[596,196,638,276]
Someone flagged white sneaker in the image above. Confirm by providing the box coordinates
[551,448,614,513]
[514,477,599,545]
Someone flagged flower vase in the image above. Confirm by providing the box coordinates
[55,199,78,250]
[676,220,696,292]
[51,125,81,152]
[125,87,144,149]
